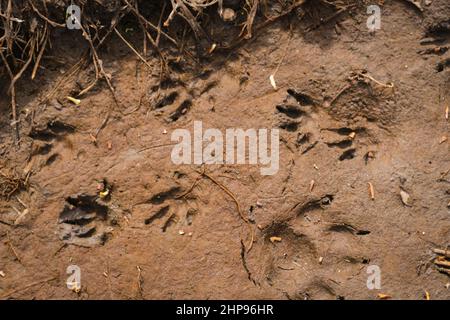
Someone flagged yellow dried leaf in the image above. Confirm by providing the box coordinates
[67,96,81,106]
[99,190,110,199]
[269,75,277,91]
[270,236,282,243]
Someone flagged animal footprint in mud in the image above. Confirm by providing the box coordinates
[321,127,367,161]
[296,132,318,155]
[169,99,193,122]
[58,194,115,247]
[154,91,179,109]
[255,222,319,289]
[276,105,305,119]
[275,89,317,133]
[278,120,300,132]
[143,185,199,233]
[338,148,356,161]
[293,278,342,300]
[29,120,76,167]
[327,223,370,236]
[29,120,75,141]
[437,57,450,72]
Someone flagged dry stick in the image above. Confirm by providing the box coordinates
[155,1,167,46]
[135,266,144,299]
[0,45,19,144]
[28,0,65,28]
[6,231,22,264]
[78,24,120,140]
[142,27,147,56]
[0,12,24,23]
[240,0,259,39]
[271,24,293,81]
[199,171,254,253]
[80,24,119,107]
[31,25,49,79]
[95,9,128,50]
[1,14,36,144]
[219,1,305,50]
[368,182,375,200]
[358,72,394,89]
[0,276,57,299]
[5,0,12,52]
[2,24,38,143]
[9,36,37,93]
[176,168,205,199]
[113,27,153,70]
[306,5,350,32]
[42,55,86,103]
[123,0,178,46]
[128,1,168,72]
[172,0,212,43]
[164,0,179,27]
[126,1,195,65]
[328,83,352,107]
[138,142,178,153]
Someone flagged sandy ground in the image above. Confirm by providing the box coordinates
[0,0,449,299]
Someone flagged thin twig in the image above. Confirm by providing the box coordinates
[0,276,57,299]
[198,171,254,252]
[6,231,23,264]
[114,27,153,70]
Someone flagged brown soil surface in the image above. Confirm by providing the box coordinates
[1,0,449,299]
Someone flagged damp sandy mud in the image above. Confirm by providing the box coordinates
[0,0,449,299]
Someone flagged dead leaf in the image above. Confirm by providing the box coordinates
[400,189,411,206]
[270,236,282,243]
[377,293,392,300]
[66,96,81,106]
[269,75,277,91]
[208,43,217,55]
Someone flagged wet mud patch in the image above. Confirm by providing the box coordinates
[1,0,450,300]
[58,194,114,247]
[326,77,396,124]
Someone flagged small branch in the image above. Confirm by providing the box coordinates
[114,27,153,70]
